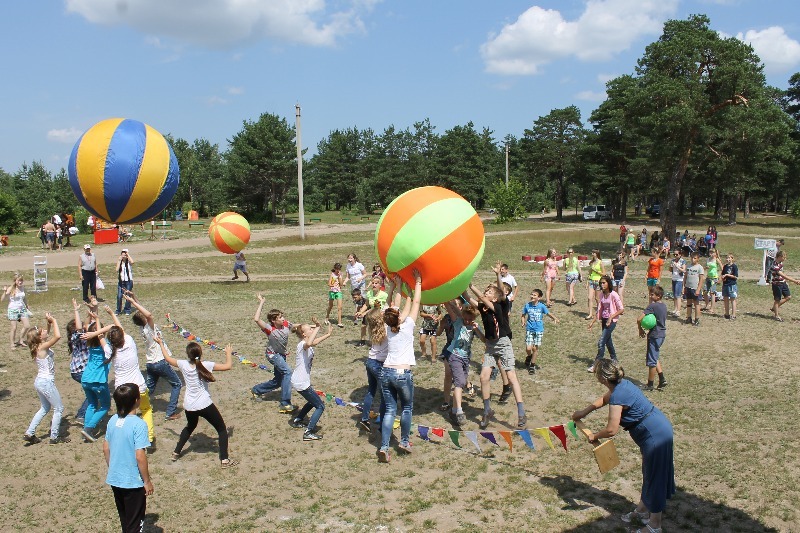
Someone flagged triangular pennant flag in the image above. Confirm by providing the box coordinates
[432,428,444,438]
[258,364,268,370]
[480,432,499,446]
[418,426,430,441]
[534,428,555,450]
[499,431,513,452]
[567,420,578,440]
[334,397,345,406]
[518,429,535,449]
[448,430,462,448]
[465,432,482,453]
[325,393,333,402]
[549,425,568,450]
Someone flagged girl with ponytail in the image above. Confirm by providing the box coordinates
[155,337,238,467]
[86,306,154,447]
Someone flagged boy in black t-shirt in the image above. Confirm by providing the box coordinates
[464,261,527,430]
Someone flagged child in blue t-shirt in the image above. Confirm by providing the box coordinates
[443,300,484,427]
[104,383,153,533]
[521,289,558,375]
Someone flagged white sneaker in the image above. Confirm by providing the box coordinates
[587,364,595,373]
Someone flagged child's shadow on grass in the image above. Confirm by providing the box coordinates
[539,475,778,532]
[0,389,10,400]
[144,513,164,533]
[159,426,234,455]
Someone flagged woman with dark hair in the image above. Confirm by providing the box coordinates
[573,360,675,532]
[377,269,422,463]
[155,337,238,467]
[587,275,624,373]
[87,307,154,448]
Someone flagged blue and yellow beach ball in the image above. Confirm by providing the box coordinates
[68,118,180,224]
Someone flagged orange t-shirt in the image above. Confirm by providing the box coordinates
[647,257,664,279]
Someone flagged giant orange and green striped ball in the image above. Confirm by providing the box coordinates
[375,186,485,304]
[68,118,180,224]
[209,212,251,254]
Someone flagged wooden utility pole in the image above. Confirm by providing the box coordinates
[295,104,305,240]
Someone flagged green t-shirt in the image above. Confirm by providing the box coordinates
[626,234,636,245]
[564,256,580,274]
[706,259,719,279]
[589,260,603,281]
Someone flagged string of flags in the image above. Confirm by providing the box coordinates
[164,313,585,455]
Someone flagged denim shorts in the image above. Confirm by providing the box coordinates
[705,278,718,292]
[565,273,579,284]
[671,280,684,299]
[588,280,601,290]
[772,283,790,300]
[722,284,738,299]
[612,279,625,288]
[646,336,664,367]
[646,278,658,287]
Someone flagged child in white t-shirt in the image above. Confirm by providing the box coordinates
[288,318,334,441]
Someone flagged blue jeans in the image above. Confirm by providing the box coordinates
[296,386,325,431]
[361,358,385,422]
[252,352,293,406]
[380,368,414,451]
[82,381,111,430]
[146,359,183,417]
[595,319,618,362]
[71,371,89,419]
[116,280,133,314]
[27,378,64,439]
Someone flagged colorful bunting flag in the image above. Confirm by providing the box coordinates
[465,432,481,453]
[534,428,555,450]
[480,432,499,446]
[432,428,444,438]
[335,397,345,406]
[448,430,461,448]
[549,424,568,450]
[518,429,535,449]
[567,420,578,440]
[418,426,430,441]
[499,431,513,452]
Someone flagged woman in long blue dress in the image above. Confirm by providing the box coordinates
[572,360,675,533]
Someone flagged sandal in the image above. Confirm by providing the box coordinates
[636,525,661,533]
[171,452,181,462]
[775,316,784,322]
[221,458,239,468]
[621,509,650,523]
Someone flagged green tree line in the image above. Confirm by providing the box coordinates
[3,14,800,234]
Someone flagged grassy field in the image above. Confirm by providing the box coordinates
[0,213,797,531]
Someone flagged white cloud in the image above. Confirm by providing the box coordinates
[65,0,378,48]
[480,0,678,75]
[736,26,800,73]
[204,96,229,106]
[227,86,245,95]
[46,127,83,144]
[576,90,607,102]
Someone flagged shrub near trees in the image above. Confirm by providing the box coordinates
[3,14,800,227]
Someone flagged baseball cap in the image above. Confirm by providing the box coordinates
[122,248,129,253]
[84,244,91,249]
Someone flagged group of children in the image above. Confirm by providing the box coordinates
[17,289,237,532]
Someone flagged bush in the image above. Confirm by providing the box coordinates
[0,191,25,234]
[487,179,528,223]
[73,207,90,232]
[181,201,193,216]
[791,198,800,218]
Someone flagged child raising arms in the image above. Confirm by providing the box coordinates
[288,318,334,441]
[155,337,238,467]
[23,313,70,444]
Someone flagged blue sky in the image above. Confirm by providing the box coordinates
[2,0,799,174]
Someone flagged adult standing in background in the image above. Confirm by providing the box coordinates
[116,249,134,315]
[765,239,784,283]
[79,244,98,304]
[43,219,56,251]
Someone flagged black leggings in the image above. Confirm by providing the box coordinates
[175,403,229,461]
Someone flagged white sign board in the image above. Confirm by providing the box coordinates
[754,238,776,250]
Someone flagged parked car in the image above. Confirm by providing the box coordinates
[646,204,661,217]
[582,205,611,221]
